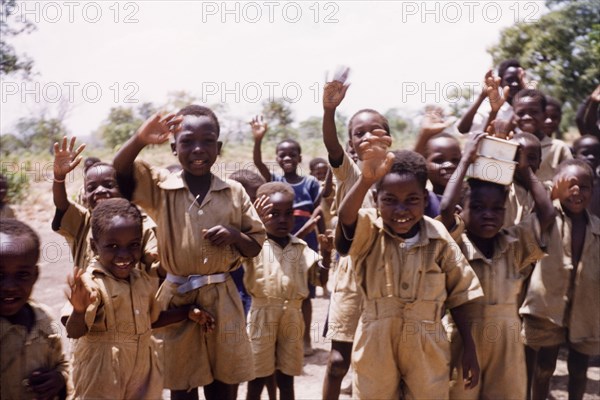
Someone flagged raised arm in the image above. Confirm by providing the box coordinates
[250,115,272,182]
[53,136,85,212]
[64,267,96,339]
[322,66,350,165]
[113,112,182,194]
[414,109,456,155]
[457,70,492,134]
[440,133,486,229]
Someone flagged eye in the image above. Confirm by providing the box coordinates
[129,242,141,249]
[17,271,32,280]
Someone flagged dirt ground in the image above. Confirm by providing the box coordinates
[15,173,600,400]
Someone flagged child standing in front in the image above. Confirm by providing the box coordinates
[63,198,215,399]
[1,219,70,400]
[521,159,599,400]
[573,135,600,218]
[439,133,556,399]
[113,105,265,400]
[251,116,321,355]
[337,147,483,399]
[244,182,322,400]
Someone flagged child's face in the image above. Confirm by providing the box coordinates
[555,165,593,215]
[376,173,427,237]
[501,67,523,101]
[349,112,390,161]
[84,165,121,209]
[513,139,541,174]
[575,137,600,173]
[276,142,301,175]
[310,162,329,181]
[264,192,294,238]
[425,137,461,191]
[172,115,222,177]
[463,186,506,239]
[513,96,545,139]
[0,233,38,317]
[92,216,142,280]
[242,182,262,203]
[542,104,561,137]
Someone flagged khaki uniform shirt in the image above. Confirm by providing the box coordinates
[520,201,600,355]
[132,161,265,276]
[504,182,535,227]
[1,302,70,400]
[244,235,321,301]
[330,151,376,216]
[338,210,483,309]
[537,136,572,183]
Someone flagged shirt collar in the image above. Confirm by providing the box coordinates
[554,199,600,236]
[0,302,57,340]
[158,170,230,193]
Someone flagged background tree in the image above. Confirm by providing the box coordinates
[260,98,298,141]
[1,0,36,78]
[97,107,143,149]
[488,0,600,131]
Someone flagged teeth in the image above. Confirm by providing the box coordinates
[115,262,129,267]
[395,218,410,223]
[193,160,205,165]
[3,298,15,302]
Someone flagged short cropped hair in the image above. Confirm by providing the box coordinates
[512,132,541,155]
[425,133,461,156]
[84,162,115,177]
[574,134,600,150]
[83,157,102,173]
[545,96,562,112]
[276,139,301,154]
[0,219,41,262]
[256,182,295,202]
[498,59,521,79]
[348,109,390,139]
[177,105,220,137]
[309,157,328,170]
[378,150,428,190]
[554,159,595,184]
[513,89,547,110]
[91,198,142,241]
[229,169,266,188]
[464,178,509,204]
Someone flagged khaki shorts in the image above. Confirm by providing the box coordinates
[327,256,362,342]
[522,315,598,355]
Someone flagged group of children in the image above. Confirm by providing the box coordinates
[1,62,599,400]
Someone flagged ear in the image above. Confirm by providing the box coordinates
[217,141,223,156]
[90,239,98,255]
[170,142,177,155]
[33,265,39,281]
[299,154,303,163]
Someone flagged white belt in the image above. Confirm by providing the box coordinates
[166,272,229,294]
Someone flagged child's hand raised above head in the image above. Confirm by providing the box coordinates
[462,132,486,165]
[249,115,268,142]
[136,112,183,145]
[485,73,510,113]
[188,306,216,333]
[358,131,394,183]
[323,66,350,111]
[66,267,97,313]
[53,136,86,180]
[253,195,273,224]
[486,119,515,140]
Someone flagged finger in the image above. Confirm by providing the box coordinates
[61,136,68,151]
[68,136,77,151]
[73,143,86,158]
[384,152,396,172]
[71,156,84,169]
[159,112,176,124]
[53,142,60,154]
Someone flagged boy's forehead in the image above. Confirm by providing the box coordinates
[515,96,543,110]
[381,173,425,193]
[85,164,115,180]
[470,185,506,202]
[0,233,37,256]
[176,115,218,136]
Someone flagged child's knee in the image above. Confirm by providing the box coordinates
[327,352,351,378]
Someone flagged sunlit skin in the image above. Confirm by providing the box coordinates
[275,142,302,180]
[376,173,427,238]
[171,115,222,178]
[425,137,462,196]
[502,66,523,104]
[84,165,121,209]
[542,104,562,137]
[554,165,593,216]
[511,138,541,185]
[513,96,546,140]
[91,216,142,280]
[263,192,295,248]
[310,162,329,182]
[574,136,600,173]
[348,112,390,161]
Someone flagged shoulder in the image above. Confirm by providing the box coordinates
[422,216,454,242]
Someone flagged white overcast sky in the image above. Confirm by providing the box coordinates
[0,1,548,138]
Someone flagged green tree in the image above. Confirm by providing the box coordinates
[98,107,142,149]
[488,0,600,127]
[14,116,67,153]
[261,98,298,141]
[1,0,36,77]
[383,108,412,146]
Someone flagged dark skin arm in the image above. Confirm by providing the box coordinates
[52,136,85,212]
[250,115,272,183]
[440,133,486,230]
[457,70,492,134]
[28,368,66,400]
[414,110,455,155]
[322,67,350,166]
[450,305,480,390]
[202,226,262,258]
[64,268,97,339]
[152,305,215,331]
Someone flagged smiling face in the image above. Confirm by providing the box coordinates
[502,66,523,102]
[172,115,221,177]
[513,96,546,139]
[555,165,593,215]
[264,192,295,239]
[84,165,121,209]
[425,137,462,194]
[310,162,329,182]
[276,141,301,175]
[542,104,562,137]
[376,173,427,238]
[348,112,390,161]
[462,183,507,239]
[0,233,38,317]
[92,216,142,280]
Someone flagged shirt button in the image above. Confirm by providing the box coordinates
[197,210,204,216]
[135,309,140,315]
[401,282,409,290]
[400,243,406,248]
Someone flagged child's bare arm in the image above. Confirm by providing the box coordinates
[27,368,66,399]
[202,226,262,258]
[414,111,456,155]
[65,267,97,339]
[53,136,85,212]
[152,305,215,332]
[450,305,480,390]
[295,207,322,239]
[457,70,492,134]
[250,115,272,182]
[484,74,511,132]
[113,112,182,191]
[322,67,350,165]
[440,133,485,229]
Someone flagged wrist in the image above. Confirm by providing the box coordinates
[53,175,66,183]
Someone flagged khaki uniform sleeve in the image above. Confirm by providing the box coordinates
[131,161,165,220]
[141,216,160,276]
[239,186,266,247]
[335,209,378,258]
[81,274,103,329]
[304,246,323,288]
[504,213,546,272]
[56,201,88,242]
